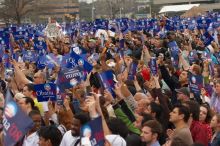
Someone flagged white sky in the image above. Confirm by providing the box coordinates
[79,0,96,3]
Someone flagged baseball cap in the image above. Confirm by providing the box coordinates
[175,87,190,97]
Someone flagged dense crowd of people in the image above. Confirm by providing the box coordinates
[0,12,220,146]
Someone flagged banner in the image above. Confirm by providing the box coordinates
[3,90,34,146]
[34,83,57,102]
[80,117,105,146]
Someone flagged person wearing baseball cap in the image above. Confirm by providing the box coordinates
[175,87,190,103]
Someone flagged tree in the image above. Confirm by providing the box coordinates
[0,0,37,24]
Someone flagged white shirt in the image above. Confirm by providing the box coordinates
[22,132,39,146]
[201,95,211,105]
[58,124,67,135]
[60,130,80,146]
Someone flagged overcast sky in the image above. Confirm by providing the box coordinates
[79,0,96,3]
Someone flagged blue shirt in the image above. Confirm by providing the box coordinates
[151,141,161,146]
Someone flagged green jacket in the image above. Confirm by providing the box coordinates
[113,103,141,135]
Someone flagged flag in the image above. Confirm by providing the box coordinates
[34,83,57,102]
[80,117,105,146]
[3,90,34,146]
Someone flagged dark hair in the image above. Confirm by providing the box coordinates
[149,102,162,122]
[107,118,129,139]
[141,113,153,126]
[126,134,142,146]
[184,100,200,121]
[38,126,62,146]
[74,113,90,125]
[214,65,220,78]
[142,120,162,137]
[192,64,202,75]
[28,110,41,118]
[200,104,212,123]
[24,83,34,92]
[174,104,190,123]
[23,97,39,111]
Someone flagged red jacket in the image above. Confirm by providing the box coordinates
[190,120,209,146]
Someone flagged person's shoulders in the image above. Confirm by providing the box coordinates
[175,127,191,136]
[23,132,39,145]
[60,130,77,146]
[62,130,73,138]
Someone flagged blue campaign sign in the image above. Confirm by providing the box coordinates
[13,30,26,40]
[128,62,138,80]
[165,20,175,31]
[57,67,84,91]
[119,39,125,49]
[98,70,116,98]
[94,19,109,30]
[202,31,214,47]
[149,57,158,76]
[3,90,34,146]
[80,117,104,146]
[71,46,87,56]
[168,41,179,69]
[189,73,204,96]
[34,40,47,52]
[22,50,37,62]
[36,55,47,70]
[197,17,212,30]
[117,19,129,33]
[188,50,198,65]
[46,53,63,68]
[2,53,11,69]
[209,62,215,77]
[64,51,93,73]
[34,83,57,102]
[201,50,211,61]
[0,36,10,50]
[188,19,196,30]
[128,19,136,31]
[4,27,16,34]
